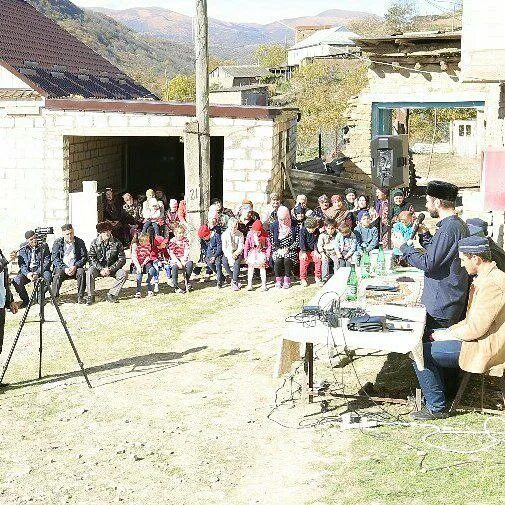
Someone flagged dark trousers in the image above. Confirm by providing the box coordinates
[222,256,241,282]
[274,257,293,278]
[52,267,86,298]
[13,271,52,306]
[205,256,223,286]
[172,261,194,288]
[0,307,5,353]
[413,340,462,413]
[425,314,452,338]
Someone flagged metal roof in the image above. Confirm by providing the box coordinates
[0,0,157,100]
[214,65,272,78]
[289,26,359,51]
[355,30,462,46]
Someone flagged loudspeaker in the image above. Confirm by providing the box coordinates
[371,135,409,189]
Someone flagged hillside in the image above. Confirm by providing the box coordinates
[25,0,195,96]
[91,6,375,61]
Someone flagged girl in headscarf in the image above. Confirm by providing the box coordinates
[269,206,299,289]
[243,220,271,291]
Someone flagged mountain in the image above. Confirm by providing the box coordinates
[25,0,195,96]
[91,6,375,61]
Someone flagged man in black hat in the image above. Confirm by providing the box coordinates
[0,248,18,355]
[86,221,127,305]
[392,180,469,332]
[466,218,505,272]
[12,230,52,309]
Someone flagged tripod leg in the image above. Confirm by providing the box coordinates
[0,285,38,385]
[38,278,44,379]
[45,282,92,389]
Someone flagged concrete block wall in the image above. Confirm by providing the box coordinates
[66,136,126,192]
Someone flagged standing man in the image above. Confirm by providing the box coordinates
[0,248,18,355]
[13,230,52,309]
[392,181,469,332]
[86,221,127,305]
[51,224,88,304]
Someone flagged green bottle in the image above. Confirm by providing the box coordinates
[361,247,371,278]
[346,264,358,301]
[376,243,385,276]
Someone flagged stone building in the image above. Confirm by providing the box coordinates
[0,0,298,248]
[209,66,272,89]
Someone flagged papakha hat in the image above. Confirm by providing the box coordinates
[426,180,459,202]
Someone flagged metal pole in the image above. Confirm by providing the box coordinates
[195,0,211,211]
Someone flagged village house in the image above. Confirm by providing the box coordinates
[209,65,272,89]
[209,84,269,106]
[0,0,298,248]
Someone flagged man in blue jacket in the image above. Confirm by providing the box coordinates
[1,248,18,354]
[392,180,469,333]
[51,224,88,304]
[13,230,52,309]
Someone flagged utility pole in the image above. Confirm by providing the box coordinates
[185,0,210,260]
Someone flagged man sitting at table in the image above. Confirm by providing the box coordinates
[391,180,469,333]
[411,236,505,420]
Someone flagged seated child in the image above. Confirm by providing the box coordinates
[165,199,180,238]
[198,224,224,288]
[222,217,244,291]
[131,233,157,298]
[334,223,358,267]
[299,216,322,287]
[244,220,271,291]
[150,234,171,291]
[142,191,164,235]
[168,225,193,294]
[292,203,307,232]
[353,210,379,261]
[392,210,414,261]
[317,218,338,282]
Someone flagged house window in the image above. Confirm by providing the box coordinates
[466,124,472,136]
[459,125,465,136]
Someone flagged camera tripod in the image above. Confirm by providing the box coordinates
[0,275,92,388]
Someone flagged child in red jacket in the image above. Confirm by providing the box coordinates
[243,220,271,291]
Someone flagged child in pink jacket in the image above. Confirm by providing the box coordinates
[243,220,271,291]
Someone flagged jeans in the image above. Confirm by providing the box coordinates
[142,221,161,236]
[205,256,223,286]
[135,262,156,292]
[52,267,86,298]
[299,251,322,280]
[413,340,461,413]
[321,255,338,281]
[274,257,293,278]
[152,262,171,283]
[13,271,53,306]
[0,307,5,353]
[222,256,241,282]
[172,261,194,288]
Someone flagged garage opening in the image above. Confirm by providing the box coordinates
[65,135,224,201]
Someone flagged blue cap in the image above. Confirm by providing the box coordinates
[467,224,485,237]
[357,210,370,221]
[458,236,490,254]
[466,218,488,235]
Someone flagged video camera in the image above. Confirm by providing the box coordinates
[34,227,54,245]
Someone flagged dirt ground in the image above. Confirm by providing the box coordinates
[0,276,335,505]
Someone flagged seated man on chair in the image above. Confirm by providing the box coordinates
[412,236,505,420]
[51,224,88,304]
[13,230,52,309]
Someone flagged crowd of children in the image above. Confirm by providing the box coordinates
[123,187,416,296]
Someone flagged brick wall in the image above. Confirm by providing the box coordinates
[66,136,126,193]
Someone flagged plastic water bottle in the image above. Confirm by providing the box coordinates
[361,247,371,279]
[376,243,385,276]
[346,264,358,301]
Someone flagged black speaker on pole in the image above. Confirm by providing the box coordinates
[371,134,409,189]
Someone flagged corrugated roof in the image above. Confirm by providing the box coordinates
[289,26,359,51]
[0,88,42,100]
[217,65,271,78]
[0,0,157,100]
[355,30,461,46]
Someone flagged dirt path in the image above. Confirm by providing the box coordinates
[0,282,339,504]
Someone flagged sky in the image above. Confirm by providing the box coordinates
[73,0,447,25]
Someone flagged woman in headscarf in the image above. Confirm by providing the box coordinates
[391,189,415,223]
[312,194,331,223]
[330,194,355,229]
[269,206,299,289]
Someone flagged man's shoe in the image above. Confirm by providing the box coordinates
[106,293,119,304]
[77,296,86,304]
[86,296,95,306]
[411,406,449,421]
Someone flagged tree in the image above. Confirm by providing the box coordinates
[384,0,419,33]
[289,60,368,153]
[254,44,287,68]
[347,16,389,37]
[164,74,196,102]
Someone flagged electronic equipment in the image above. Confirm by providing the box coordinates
[371,134,409,189]
[410,212,425,239]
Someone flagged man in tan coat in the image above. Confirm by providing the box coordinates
[412,236,505,420]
